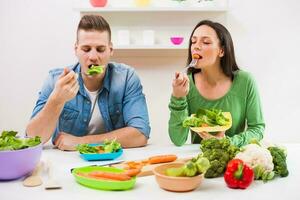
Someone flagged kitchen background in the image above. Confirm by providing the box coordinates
[0,0,299,145]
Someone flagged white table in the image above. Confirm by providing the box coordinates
[1,143,299,200]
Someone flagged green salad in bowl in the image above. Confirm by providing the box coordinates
[0,131,42,180]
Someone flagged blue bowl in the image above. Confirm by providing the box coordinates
[79,144,123,161]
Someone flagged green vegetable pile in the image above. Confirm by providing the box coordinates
[166,155,210,177]
[183,108,230,128]
[199,138,240,178]
[234,140,289,182]
[77,139,122,154]
[268,146,289,177]
[87,65,104,75]
[0,130,41,151]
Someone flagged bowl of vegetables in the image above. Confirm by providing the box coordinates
[0,131,42,180]
[153,156,210,192]
[77,139,123,161]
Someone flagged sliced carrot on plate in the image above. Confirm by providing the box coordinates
[148,154,177,164]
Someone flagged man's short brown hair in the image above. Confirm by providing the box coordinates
[77,15,111,42]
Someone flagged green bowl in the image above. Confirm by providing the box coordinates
[72,166,136,191]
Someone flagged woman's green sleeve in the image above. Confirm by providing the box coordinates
[229,75,265,147]
[168,96,190,146]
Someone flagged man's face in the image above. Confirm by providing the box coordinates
[75,30,113,74]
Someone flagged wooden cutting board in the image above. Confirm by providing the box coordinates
[111,157,191,177]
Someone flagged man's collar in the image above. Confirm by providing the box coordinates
[102,63,111,92]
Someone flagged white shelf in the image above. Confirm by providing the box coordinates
[75,6,227,26]
[113,45,188,57]
[75,6,228,13]
[75,3,227,57]
[114,44,187,50]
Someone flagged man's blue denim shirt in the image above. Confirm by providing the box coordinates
[31,62,151,142]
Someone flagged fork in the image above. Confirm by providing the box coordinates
[180,54,200,74]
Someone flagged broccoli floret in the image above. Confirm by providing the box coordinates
[227,145,240,160]
[204,160,226,178]
[183,161,198,177]
[219,138,231,150]
[253,165,275,182]
[268,147,289,177]
[199,138,240,178]
[194,156,210,174]
[200,138,222,151]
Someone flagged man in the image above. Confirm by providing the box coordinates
[26,15,150,150]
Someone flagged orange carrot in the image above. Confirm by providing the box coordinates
[148,154,177,164]
[192,54,200,59]
[201,123,209,127]
[123,168,141,177]
[141,159,149,165]
[76,172,89,178]
[77,172,118,181]
[88,171,131,181]
[125,161,144,170]
[98,149,105,153]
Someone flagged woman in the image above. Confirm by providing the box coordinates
[168,20,265,147]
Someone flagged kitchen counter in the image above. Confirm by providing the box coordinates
[1,143,299,200]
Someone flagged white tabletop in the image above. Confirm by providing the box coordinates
[1,143,299,200]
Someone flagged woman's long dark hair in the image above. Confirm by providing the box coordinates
[187,20,239,78]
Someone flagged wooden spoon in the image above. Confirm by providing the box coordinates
[23,162,43,187]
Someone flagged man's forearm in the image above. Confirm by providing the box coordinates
[83,127,148,148]
[26,96,65,143]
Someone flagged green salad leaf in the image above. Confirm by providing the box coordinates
[76,144,99,154]
[183,108,230,128]
[76,139,122,154]
[0,130,41,151]
[103,139,122,153]
[87,65,104,75]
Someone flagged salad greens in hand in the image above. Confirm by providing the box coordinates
[0,130,41,151]
[77,139,122,154]
[87,65,104,75]
[183,108,230,128]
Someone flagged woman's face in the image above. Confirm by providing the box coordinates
[191,25,224,69]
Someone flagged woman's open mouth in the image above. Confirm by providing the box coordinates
[192,54,203,60]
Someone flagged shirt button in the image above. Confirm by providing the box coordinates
[83,119,87,122]
[86,100,90,104]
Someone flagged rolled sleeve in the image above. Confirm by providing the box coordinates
[30,70,59,141]
[31,72,55,119]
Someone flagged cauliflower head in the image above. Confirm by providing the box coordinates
[234,144,274,172]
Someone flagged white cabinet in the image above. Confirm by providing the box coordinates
[75,2,228,57]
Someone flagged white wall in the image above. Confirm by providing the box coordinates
[1,0,299,145]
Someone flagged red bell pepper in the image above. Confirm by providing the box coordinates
[224,159,254,189]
